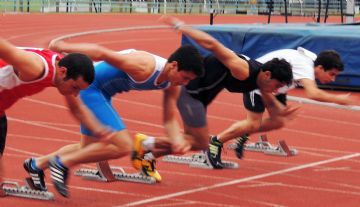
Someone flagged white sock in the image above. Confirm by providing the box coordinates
[142,136,155,151]
[144,152,155,161]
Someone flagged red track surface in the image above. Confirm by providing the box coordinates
[1,14,360,207]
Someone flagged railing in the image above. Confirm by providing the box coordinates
[0,0,358,17]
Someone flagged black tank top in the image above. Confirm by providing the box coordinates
[185,54,261,106]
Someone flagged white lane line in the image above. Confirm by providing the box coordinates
[23,98,359,143]
[117,153,360,207]
[8,117,80,135]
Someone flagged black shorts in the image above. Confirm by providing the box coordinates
[243,91,287,113]
[177,86,207,128]
[0,115,7,155]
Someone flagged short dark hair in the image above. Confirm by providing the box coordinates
[58,53,95,84]
[261,58,293,85]
[314,50,344,72]
[167,45,204,77]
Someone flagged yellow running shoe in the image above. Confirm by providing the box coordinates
[141,158,162,182]
[131,133,148,170]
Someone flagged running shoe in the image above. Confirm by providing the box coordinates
[131,133,148,170]
[141,153,161,182]
[23,158,47,191]
[234,134,249,159]
[49,157,69,197]
[206,136,224,169]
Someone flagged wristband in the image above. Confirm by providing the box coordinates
[173,22,184,30]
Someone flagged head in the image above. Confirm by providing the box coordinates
[165,45,204,86]
[55,53,95,96]
[258,58,293,93]
[314,50,343,84]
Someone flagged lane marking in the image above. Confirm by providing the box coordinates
[118,153,360,206]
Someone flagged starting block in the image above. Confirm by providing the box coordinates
[75,161,156,184]
[1,180,54,200]
[162,152,239,169]
[229,135,298,156]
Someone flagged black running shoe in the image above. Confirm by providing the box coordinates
[23,158,47,191]
[49,157,69,197]
[234,134,249,159]
[206,136,224,169]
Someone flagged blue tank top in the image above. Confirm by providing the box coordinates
[92,50,170,97]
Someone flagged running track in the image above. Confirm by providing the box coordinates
[1,13,360,207]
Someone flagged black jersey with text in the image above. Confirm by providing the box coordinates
[185,54,261,106]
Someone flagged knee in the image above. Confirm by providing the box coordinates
[112,136,132,157]
[273,118,286,129]
[247,121,262,133]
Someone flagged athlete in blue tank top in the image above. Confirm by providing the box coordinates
[26,40,204,197]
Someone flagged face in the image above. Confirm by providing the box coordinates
[258,71,286,93]
[169,70,197,86]
[260,79,285,93]
[167,62,197,86]
[316,67,340,84]
[57,76,90,96]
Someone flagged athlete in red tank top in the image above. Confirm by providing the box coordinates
[0,39,115,190]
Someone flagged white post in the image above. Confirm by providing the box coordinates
[164,0,167,13]
[346,0,354,23]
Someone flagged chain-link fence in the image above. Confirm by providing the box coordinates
[0,0,358,17]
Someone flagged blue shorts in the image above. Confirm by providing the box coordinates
[79,84,125,136]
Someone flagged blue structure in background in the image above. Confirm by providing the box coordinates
[182,23,360,90]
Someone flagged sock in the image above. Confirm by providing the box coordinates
[144,152,155,161]
[214,135,223,144]
[142,136,155,151]
[55,156,68,170]
[31,158,42,172]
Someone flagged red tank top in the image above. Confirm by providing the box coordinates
[0,48,62,115]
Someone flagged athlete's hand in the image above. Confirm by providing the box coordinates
[171,138,191,155]
[278,105,301,120]
[335,93,359,106]
[48,40,67,54]
[159,15,184,30]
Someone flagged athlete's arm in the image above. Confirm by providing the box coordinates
[163,86,190,154]
[261,92,299,119]
[300,78,358,105]
[49,40,152,81]
[64,95,114,139]
[160,15,249,80]
[0,39,44,81]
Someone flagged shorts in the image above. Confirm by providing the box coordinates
[243,91,287,113]
[79,85,125,137]
[177,86,207,128]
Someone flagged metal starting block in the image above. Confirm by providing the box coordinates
[0,180,54,200]
[75,161,156,184]
[162,152,239,169]
[229,135,298,156]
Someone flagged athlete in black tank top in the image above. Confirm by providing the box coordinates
[185,54,261,106]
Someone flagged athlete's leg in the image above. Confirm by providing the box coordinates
[218,110,263,143]
[60,130,131,167]
[0,114,7,190]
[177,86,210,151]
[0,114,7,156]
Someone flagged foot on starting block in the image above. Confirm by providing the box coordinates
[229,135,298,157]
[0,181,54,200]
[162,152,239,169]
[75,161,156,184]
